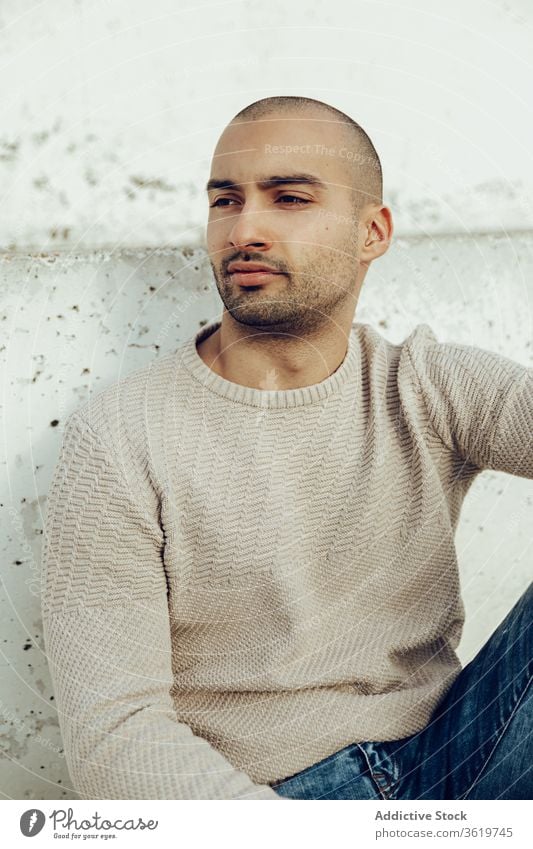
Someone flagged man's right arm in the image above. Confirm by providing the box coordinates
[41,412,282,800]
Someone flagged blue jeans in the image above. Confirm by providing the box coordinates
[271,582,532,800]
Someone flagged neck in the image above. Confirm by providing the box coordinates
[197,310,355,391]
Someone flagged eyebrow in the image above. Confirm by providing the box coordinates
[205,173,329,193]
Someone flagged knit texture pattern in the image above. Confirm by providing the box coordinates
[41,317,533,799]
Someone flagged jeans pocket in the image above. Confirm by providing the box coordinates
[357,740,403,800]
[271,743,385,800]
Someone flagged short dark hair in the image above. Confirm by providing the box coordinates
[230,95,383,210]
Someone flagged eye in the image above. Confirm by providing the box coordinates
[209,197,238,207]
[277,195,310,204]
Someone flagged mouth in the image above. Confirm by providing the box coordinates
[226,261,286,287]
[228,270,284,287]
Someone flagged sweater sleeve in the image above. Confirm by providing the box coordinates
[405,324,533,478]
[41,412,281,800]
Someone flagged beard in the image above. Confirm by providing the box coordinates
[209,242,359,337]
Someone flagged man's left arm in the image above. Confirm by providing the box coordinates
[404,323,533,479]
[488,363,533,478]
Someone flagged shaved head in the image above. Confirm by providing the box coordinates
[230,95,383,213]
[205,94,392,339]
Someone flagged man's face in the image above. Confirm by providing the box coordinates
[206,113,369,335]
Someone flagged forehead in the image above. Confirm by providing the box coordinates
[210,114,352,188]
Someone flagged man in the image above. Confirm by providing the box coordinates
[41,96,532,800]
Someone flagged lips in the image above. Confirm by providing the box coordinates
[227,262,280,274]
[227,262,285,287]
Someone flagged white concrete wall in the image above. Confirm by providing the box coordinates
[1,0,532,800]
[1,0,533,251]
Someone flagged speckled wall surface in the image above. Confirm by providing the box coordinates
[1,234,532,799]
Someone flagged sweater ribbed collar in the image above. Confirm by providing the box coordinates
[179,317,361,409]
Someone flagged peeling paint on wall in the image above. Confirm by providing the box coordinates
[1,1,533,250]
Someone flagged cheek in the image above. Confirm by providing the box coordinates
[292,215,332,248]
[206,220,225,254]
[306,219,351,252]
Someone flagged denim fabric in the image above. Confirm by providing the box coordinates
[271,582,532,800]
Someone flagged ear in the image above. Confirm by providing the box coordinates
[360,205,393,263]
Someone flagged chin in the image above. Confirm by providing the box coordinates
[227,307,311,334]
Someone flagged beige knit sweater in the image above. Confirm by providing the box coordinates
[41,317,533,800]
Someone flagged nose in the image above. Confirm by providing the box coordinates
[227,204,274,252]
